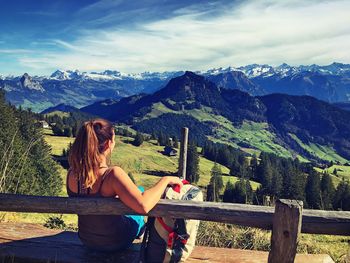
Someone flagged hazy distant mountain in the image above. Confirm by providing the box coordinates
[206,70,265,95]
[80,71,350,163]
[40,103,80,114]
[238,62,350,103]
[2,62,350,112]
[0,70,183,112]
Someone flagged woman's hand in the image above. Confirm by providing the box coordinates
[110,167,185,214]
[164,176,183,187]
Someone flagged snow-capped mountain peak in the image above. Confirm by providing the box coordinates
[50,70,72,80]
[238,64,276,78]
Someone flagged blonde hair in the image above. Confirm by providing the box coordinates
[68,119,114,189]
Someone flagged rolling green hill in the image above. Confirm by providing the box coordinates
[81,71,350,164]
[111,135,260,191]
[43,130,260,193]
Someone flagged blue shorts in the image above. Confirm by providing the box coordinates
[125,186,146,238]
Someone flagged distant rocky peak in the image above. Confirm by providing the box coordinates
[20,73,44,92]
[102,70,121,76]
[238,64,275,78]
[164,71,222,101]
[21,73,32,83]
[276,63,291,71]
[184,70,201,78]
[50,69,71,80]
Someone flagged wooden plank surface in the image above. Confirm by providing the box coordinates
[0,193,349,235]
[268,199,303,263]
[0,223,334,263]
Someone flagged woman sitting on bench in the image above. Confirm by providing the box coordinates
[66,119,182,252]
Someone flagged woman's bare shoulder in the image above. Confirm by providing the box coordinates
[108,165,127,177]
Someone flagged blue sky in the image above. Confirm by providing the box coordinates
[1,0,350,75]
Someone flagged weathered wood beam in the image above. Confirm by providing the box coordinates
[0,194,349,236]
[268,199,303,263]
[178,127,189,180]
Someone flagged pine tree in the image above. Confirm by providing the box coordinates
[208,163,223,202]
[305,170,321,209]
[186,141,200,183]
[223,181,235,203]
[271,169,283,197]
[157,131,167,146]
[206,184,215,202]
[333,179,350,211]
[281,161,294,198]
[250,154,259,180]
[0,90,62,196]
[290,169,307,202]
[133,132,144,146]
[320,173,335,210]
[232,178,253,204]
[258,158,273,195]
[229,159,241,177]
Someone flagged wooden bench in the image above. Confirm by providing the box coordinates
[0,194,349,262]
[0,222,335,263]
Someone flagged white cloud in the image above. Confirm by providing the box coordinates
[18,0,350,74]
[0,49,33,54]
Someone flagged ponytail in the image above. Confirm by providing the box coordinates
[68,119,114,189]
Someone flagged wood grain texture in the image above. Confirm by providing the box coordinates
[268,199,303,263]
[0,193,349,235]
[0,223,334,263]
[178,127,189,180]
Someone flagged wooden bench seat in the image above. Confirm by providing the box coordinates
[0,222,334,263]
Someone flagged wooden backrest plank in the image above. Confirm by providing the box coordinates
[0,194,349,235]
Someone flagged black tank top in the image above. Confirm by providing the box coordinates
[66,169,133,251]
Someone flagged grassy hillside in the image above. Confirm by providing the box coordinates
[143,102,350,165]
[44,129,75,156]
[315,165,350,187]
[43,111,70,118]
[1,131,348,262]
[289,133,348,164]
[2,132,259,225]
[112,135,260,191]
[146,103,293,158]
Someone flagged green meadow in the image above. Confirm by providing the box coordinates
[111,135,260,191]
[315,165,350,187]
[1,131,348,262]
[288,133,348,164]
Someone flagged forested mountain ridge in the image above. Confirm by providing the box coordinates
[80,71,350,163]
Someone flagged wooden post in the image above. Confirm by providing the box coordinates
[268,199,303,263]
[178,127,189,180]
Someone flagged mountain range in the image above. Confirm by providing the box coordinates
[79,71,350,164]
[1,62,350,112]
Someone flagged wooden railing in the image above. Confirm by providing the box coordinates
[1,125,349,262]
[0,193,349,263]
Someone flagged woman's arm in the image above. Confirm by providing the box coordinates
[109,166,182,214]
